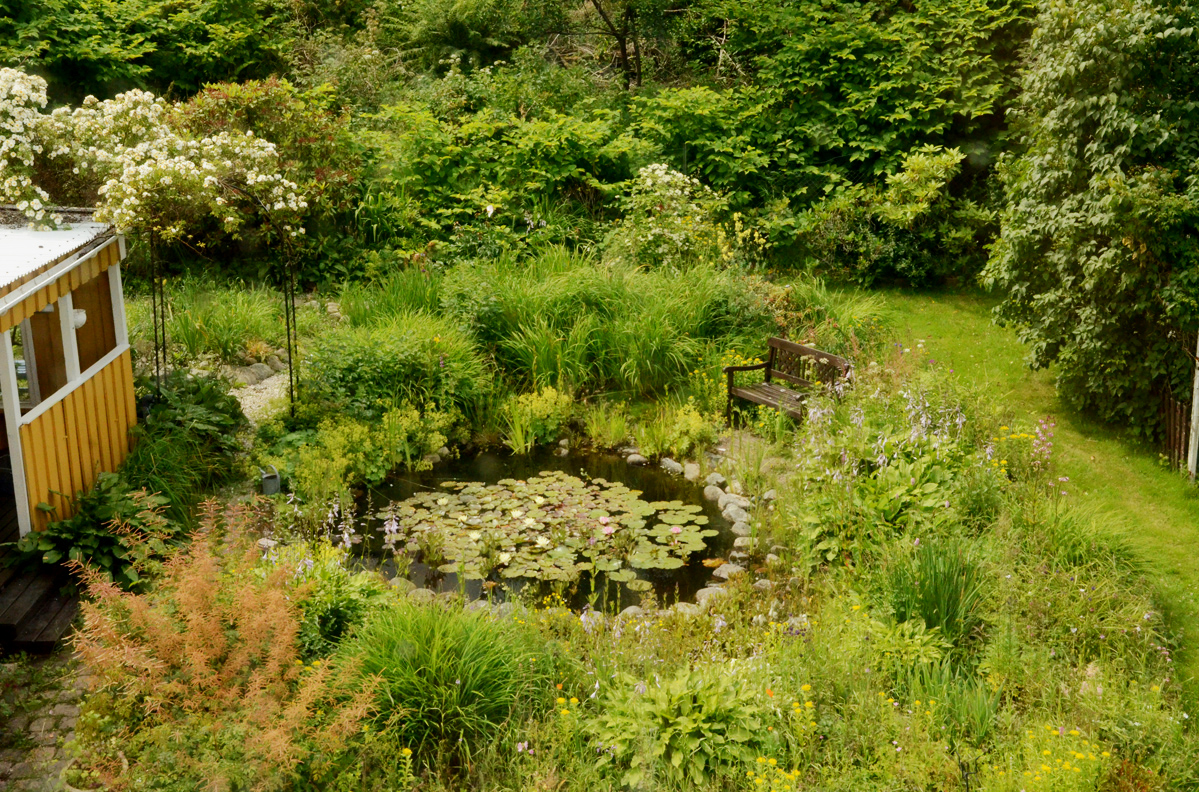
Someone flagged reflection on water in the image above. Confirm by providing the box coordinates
[361,448,732,610]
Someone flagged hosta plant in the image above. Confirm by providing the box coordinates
[589,664,767,787]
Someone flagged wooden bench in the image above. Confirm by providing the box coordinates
[723,337,851,421]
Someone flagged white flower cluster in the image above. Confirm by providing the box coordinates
[0,68,308,240]
[604,163,727,269]
[0,69,60,229]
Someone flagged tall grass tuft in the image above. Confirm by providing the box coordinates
[501,404,535,454]
[890,539,986,648]
[583,400,629,449]
[166,278,283,362]
[905,660,1000,748]
[339,602,559,762]
[440,246,775,396]
[339,268,442,325]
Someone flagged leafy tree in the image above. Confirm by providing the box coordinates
[0,0,291,101]
[378,0,566,72]
[701,0,1033,189]
[985,0,1199,434]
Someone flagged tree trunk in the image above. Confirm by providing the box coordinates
[590,0,637,90]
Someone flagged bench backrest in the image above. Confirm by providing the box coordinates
[766,337,851,388]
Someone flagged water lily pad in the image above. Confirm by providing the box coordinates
[378,469,722,588]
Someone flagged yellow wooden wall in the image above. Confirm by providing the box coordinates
[19,349,137,531]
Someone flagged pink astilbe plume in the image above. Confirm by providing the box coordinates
[71,498,376,790]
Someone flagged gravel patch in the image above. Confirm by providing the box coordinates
[236,372,290,425]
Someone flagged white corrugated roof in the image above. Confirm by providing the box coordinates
[0,223,111,289]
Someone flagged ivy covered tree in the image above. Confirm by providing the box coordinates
[984,0,1199,434]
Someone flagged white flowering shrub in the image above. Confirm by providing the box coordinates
[602,163,728,269]
[0,67,307,242]
[0,70,59,229]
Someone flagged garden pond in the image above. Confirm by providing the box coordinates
[362,449,735,610]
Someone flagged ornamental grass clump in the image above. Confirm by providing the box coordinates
[889,538,987,650]
[338,601,561,763]
[306,311,489,416]
[166,278,284,363]
[440,246,774,396]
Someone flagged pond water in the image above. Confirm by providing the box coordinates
[361,449,733,610]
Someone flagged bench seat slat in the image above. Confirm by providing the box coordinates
[730,382,808,419]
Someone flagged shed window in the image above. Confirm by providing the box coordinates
[72,269,119,371]
[22,307,67,410]
[11,324,38,408]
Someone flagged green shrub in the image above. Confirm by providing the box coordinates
[502,386,573,454]
[125,372,247,523]
[338,601,558,761]
[277,542,393,660]
[13,473,177,590]
[589,664,768,788]
[985,0,1199,435]
[601,163,728,270]
[796,146,995,286]
[306,312,489,416]
[177,78,361,281]
[384,0,562,71]
[954,465,1004,531]
[275,402,457,504]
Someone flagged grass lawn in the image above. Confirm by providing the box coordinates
[872,288,1199,699]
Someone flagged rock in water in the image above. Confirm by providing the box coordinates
[723,504,749,523]
[705,472,727,487]
[718,492,751,511]
[712,563,745,580]
[684,462,701,481]
[703,485,724,502]
[660,458,684,475]
[626,453,648,465]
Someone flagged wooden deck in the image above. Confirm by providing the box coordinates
[0,454,78,654]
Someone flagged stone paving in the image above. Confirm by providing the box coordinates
[0,651,92,792]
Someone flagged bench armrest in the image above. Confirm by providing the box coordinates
[725,362,768,402]
[721,363,768,374]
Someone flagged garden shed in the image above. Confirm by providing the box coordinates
[0,209,135,539]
